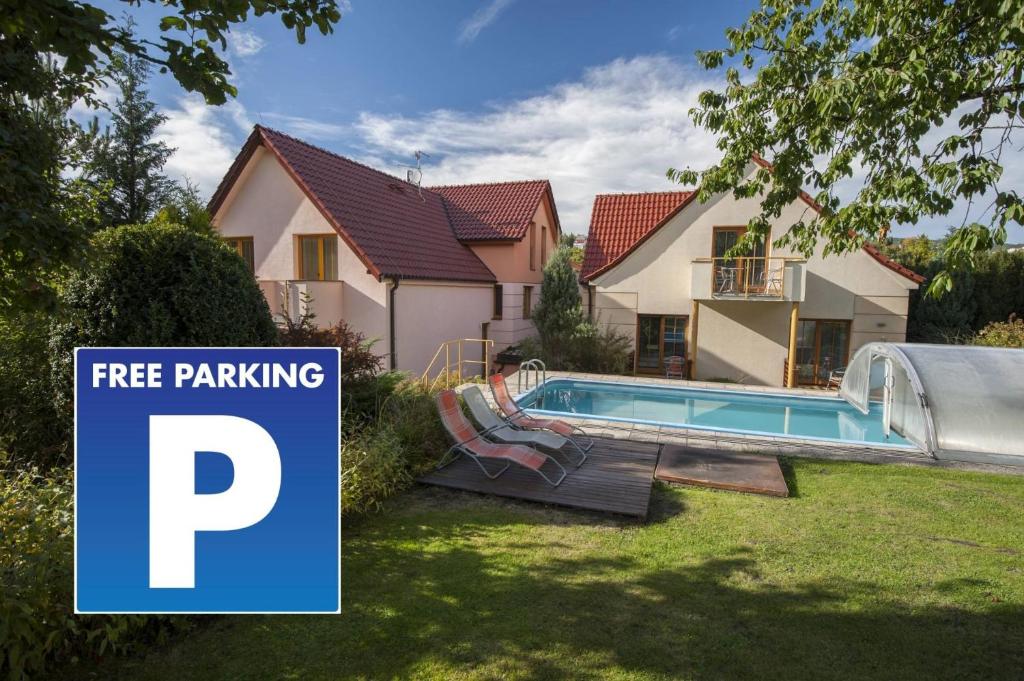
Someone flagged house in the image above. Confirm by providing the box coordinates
[579,157,924,387]
[209,125,561,375]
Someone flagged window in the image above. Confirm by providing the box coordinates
[541,226,548,267]
[795,319,850,385]
[636,315,688,374]
[298,235,338,280]
[493,284,503,320]
[224,237,254,271]
[529,223,536,271]
[712,226,768,294]
[523,285,533,319]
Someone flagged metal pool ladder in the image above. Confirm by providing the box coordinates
[518,358,547,393]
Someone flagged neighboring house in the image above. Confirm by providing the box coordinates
[209,125,561,375]
[580,157,924,387]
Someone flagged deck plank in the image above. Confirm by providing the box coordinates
[417,437,660,518]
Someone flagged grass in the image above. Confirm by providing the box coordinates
[102,458,1023,681]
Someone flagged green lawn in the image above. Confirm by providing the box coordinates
[105,459,1024,680]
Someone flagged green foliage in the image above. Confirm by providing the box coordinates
[0,55,104,312]
[973,315,1024,349]
[569,321,633,374]
[0,313,65,467]
[87,38,176,226]
[531,248,586,367]
[49,223,278,438]
[3,0,343,107]
[880,235,939,276]
[674,0,1024,296]
[0,0,343,313]
[340,378,448,515]
[151,181,214,235]
[0,469,192,680]
[277,297,392,425]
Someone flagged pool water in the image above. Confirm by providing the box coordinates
[518,379,912,447]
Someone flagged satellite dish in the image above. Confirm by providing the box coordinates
[407,168,422,185]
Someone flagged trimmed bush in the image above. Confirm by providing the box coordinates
[0,469,192,680]
[48,223,278,434]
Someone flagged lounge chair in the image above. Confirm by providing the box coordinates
[434,390,567,487]
[488,374,594,452]
[462,386,586,467]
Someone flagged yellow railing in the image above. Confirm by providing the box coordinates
[421,338,495,389]
[707,256,789,298]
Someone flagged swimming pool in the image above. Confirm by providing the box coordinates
[517,378,914,448]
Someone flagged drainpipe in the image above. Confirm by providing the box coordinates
[388,278,400,370]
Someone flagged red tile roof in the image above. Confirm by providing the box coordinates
[579,156,925,285]
[431,180,558,241]
[580,191,694,282]
[209,126,496,283]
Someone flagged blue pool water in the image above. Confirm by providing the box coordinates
[518,379,912,447]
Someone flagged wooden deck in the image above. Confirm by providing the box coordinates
[656,444,789,497]
[417,437,660,518]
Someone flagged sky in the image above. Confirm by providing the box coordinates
[86,0,1023,241]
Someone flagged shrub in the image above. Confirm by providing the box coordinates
[340,424,412,515]
[0,313,65,466]
[48,223,278,437]
[972,315,1024,348]
[278,301,393,425]
[0,469,191,680]
[339,377,449,515]
[517,320,632,375]
[531,247,586,367]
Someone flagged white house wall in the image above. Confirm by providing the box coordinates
[212,146,391,364]
[393,280,493,377]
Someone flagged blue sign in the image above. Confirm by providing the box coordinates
[75,347,341,614]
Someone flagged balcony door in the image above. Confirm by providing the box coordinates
[636,315,687,374]
[795,320,850,385]
[712,226,768,294]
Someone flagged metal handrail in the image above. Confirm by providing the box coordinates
[707,256,788,299]
[518,358,547,393]
[421,338,495,389]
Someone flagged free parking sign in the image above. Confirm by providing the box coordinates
[74,348,341,614]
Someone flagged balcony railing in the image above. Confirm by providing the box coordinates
[258,280,344,327]
[691,257,805,301]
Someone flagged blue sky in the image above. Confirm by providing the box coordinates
[88,0,1023,240]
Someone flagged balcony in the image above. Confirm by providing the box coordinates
[691,257,805,302]
[258,280,344,327]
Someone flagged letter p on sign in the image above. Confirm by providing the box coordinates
[149,415,281,589]
[74,348,340,614]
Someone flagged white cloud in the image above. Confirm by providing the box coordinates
[458,0,515,44]
[260,113,348,141]
[667,25,682,41]
[229,30,266,58]
[155,96,243,195]
[354,56,720,232]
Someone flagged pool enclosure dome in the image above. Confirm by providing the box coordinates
[839,342,1024,467]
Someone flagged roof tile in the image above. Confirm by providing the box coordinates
[431,180,552,241]
[580,191,693,281]
[212,126,496,283]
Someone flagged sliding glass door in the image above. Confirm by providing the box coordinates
[636,315,688,373]
[795,319,850,385]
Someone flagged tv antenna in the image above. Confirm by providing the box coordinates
[406,150,429,200]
